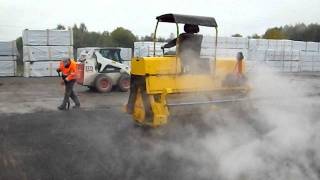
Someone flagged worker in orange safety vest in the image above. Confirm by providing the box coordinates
[56,58,80,110]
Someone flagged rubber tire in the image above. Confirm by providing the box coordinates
[118,74,130,92]
[95,75,113,93]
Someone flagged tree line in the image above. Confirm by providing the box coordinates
[15,22,320,64]
[233,23,320,42]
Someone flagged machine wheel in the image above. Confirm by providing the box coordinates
[118,74,130,92]
[95,75,113,93]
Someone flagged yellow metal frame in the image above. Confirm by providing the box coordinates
[131,56,245,79]
[130,56,248,127]
[132,88,169,127]
[128,18,248,127]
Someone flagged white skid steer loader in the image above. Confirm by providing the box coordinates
[76,48,131,93]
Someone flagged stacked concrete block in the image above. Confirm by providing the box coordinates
[22,29,74,77]
[134,42,174,57]
[133,37,320,72]
[0,41,18,76]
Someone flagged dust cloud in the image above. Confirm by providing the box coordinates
[201,65,320,180]
[150,63,320,180]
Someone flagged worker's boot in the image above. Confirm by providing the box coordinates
[57,104,67,110]
[72,104,80,109]
[71,96,80,109]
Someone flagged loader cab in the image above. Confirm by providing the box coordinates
[91,48,124,72]
[99,48,123,64]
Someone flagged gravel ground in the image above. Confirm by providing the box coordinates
[0,75,320,180]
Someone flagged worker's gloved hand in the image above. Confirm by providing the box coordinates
[56,68,61,73]
[64,76,69,83]
[61,77,68,84]
[161,46,164,50]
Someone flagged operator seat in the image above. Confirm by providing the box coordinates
[177,24,203,73]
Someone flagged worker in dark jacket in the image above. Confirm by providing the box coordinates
[162,24,203,73]
[57,58,80,110]
[162,24,201,49]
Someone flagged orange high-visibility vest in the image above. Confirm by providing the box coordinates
[58,59,77,81]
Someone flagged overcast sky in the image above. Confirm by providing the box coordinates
[0,0,319,41]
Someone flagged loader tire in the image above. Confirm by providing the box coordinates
[95,75,113,93]
[118,74,130,92]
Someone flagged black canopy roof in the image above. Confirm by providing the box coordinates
[156,13,217,27]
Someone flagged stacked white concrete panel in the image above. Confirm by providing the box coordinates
[0,61,16,76]
[134,37,248,59]
[292,41,306,51]
[200,36,215,57]
[120,48,132,61]
[23,46,73,62]
[120,48,133,67]
[0,56,18,61]
[23,61,60,77]
[23,29,74,77]
[249,39,269,50]
[247,39,269,71]
[0,41,18,56]
[249,39,301,72]
[306,42,319,52]
[201,36,248,58]
[133,37,320,72]
[244,39,267,71]
[300,51,320,71]
[199,36,249,57]
[264,50,301,72]
[134,42,173,57]
[0,41,18,76]
[299,42,320,72]
[23,30,73,46]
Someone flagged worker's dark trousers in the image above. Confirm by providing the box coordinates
[61,80,80,107]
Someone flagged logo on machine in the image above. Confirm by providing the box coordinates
[85,66,93,72]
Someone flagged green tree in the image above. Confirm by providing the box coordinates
[15,37,23,75]
[110,27,136,48]
[98,31,112,47]
[140,33,154,41]
[232,33,242,37]
[79,23,88,32]
[263,27,287,39]
[157,37,166,42]
[282,23,307,41]
[56,24,66,30]
[304,24,320,42]
[15,37,23,65]
[248,33,260,39]
[72,24,83,49]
